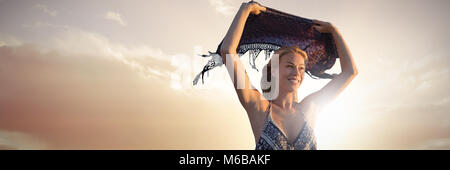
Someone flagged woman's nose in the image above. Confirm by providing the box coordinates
[292,66,301,76]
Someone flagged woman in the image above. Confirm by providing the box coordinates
[220,2,358,150]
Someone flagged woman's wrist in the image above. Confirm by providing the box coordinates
[239,2,252,14]
[331,26,341,37]
[240,1,265,15]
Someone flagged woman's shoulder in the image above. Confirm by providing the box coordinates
[297,97,321,124]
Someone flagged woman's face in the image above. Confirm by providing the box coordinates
[273,53,306,93]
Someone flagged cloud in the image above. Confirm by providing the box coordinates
[0,33,22,47]
[34,4,57,16]
[18,22,171,81]
[434,96,450,107]
[104,11,127,26]
[357,48,450,110]
[17,21,218,91]
[416,137,450,150]
[0,130,46,150]
[0,43,249,149]
[0,44,172,149]
[303,37,450,149]
[22,21,71,30]
[335,48,450,149]
[24,24,174,81]
[208,0,236,16]
[0,21,249,149]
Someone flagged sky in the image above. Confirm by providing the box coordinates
[0,0,449,149]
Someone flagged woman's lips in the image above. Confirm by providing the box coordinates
[288,78,300,84]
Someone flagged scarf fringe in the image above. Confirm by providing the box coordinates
[193,43,335,85]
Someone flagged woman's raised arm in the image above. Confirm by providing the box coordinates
[220,2,270,142]
[220,2,267,110]
[303,20,358,111]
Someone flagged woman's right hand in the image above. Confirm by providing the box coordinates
[313,19,336,33]
[243,1,266,15]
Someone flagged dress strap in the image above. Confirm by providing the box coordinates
[267,101,274,122]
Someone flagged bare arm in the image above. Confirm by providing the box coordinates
[303,20,358,111]
[220,2,269,141]
[220,2,267,111]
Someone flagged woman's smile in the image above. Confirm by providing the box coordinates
[288,77,300,85]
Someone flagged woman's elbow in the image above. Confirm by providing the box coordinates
[341,68,358,78]
[352,68,358,76]
[347,65,359,76]
[348,69,358,78]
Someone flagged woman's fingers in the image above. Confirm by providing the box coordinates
[247,1,266,15]
[313,25,326,33]
[313,25,321,32]
[259,5,267,12]
[257,6,266,15]
[313,19,335,33]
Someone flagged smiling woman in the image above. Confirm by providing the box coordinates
[0,0,449,152]
[260,46,308,100]
[205,1,357,150]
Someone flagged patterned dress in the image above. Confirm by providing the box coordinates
[255,103,317,150]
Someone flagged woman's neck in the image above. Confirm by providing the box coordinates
[272,91,297,111]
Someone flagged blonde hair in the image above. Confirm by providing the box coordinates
[275,46,308,62]
[260,46,308,99]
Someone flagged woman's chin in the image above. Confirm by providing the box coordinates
[281,85,299,93]
[288,82,300,90]
[280,81,301,93]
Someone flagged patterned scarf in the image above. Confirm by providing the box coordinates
[193,5,338,85]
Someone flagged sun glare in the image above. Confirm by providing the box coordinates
[314,96,358,149]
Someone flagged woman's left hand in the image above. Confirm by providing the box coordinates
[245,1,266,15]
[313,19,336,33]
